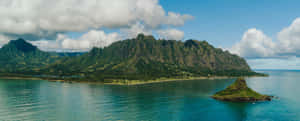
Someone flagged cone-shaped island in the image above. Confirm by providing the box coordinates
[212,78,272,102]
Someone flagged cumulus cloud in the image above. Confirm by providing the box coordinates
[277,18,300,55]
[230,28,276,58]
[0,0,192,40]
[165,12,193,27]
[29,39,62,51]
[157,29,184,40]
[61,30,120,50]
[120,22,152,39]
[231,17,300,59]
[30,30,120,51]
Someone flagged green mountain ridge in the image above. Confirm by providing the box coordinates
[39,34,262,81]
[0,34,263,81]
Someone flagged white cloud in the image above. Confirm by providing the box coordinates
[0,0,193,51]
[165,12,193,26]
[231,18,300,59]
[230,28,276,58]
[157,29,184,40]
[61,30,120,50]
[29,39,63,51]
[0,0,192,38]
[230,18,300,69]
[120,22,152,39]
[30,30,120,51]
[0,34,13,47]
[277,18,300,55]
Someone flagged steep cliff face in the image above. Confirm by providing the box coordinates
[43,34,257,81]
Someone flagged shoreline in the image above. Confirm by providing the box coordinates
[0,75,267,86]
[0,76,43,80]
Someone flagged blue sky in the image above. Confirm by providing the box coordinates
[0,0,300,70]
[159,0,300,70]
[161,0,300,48]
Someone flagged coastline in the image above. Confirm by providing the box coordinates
[0,75,268,86]
[0,76,43,80]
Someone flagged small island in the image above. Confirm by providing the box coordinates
[212,78,272,102]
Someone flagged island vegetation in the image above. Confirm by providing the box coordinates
[212,78,272,102]
[0,34,267,85]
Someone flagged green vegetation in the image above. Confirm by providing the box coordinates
[0,34,266,83]
[212,78,272,102]
[0,38,60,73]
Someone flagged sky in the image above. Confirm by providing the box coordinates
[0,0,300,70]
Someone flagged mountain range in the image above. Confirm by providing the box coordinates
[0,34,263,81]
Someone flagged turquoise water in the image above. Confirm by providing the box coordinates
[0,70,300,121]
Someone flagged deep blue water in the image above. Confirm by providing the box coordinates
[0,70,299,121]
